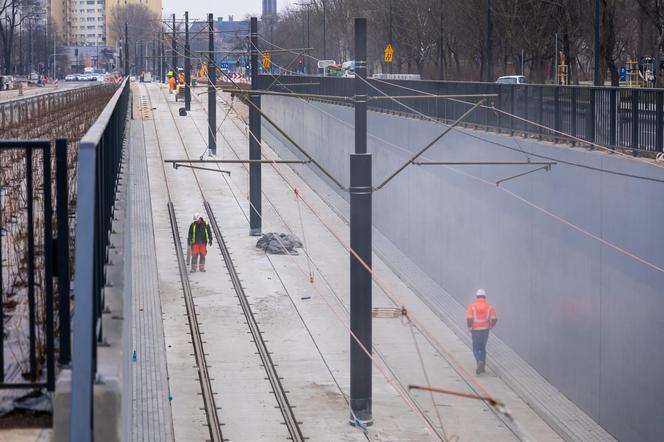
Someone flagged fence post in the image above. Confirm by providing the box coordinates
[523,86,529,137]
[0,167,3,383]
[42,143,56,391]
[589,88,596,144]
[497,86,502,133]
[631,89,639,152]
[656,91,663,153]
[571,87,577,143]
[610,89,617,148]
[554,86,561,137]
[56,139,71,366]
[538,86,543,140]
[510,86,515,135]
[26,149,37,383]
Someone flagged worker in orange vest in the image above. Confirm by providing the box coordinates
[168,74,176,93]
[466,289,497,375]
[178,72,185,84]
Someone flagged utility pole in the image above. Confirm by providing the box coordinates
[388,0,393,74]
[594,0,600,85]
[350,16,372,427]
[124,22,129,77]
[208,13,216,155]
[160,30,164,81]
[172,14,177,73]
[184,11,191,111]
[152,38,156,75]
[439,0,444,80]
[485,0,492,82]
[249,17,262,236]
[322,0,327,59]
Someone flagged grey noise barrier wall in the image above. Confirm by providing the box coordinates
[260,96,664,442]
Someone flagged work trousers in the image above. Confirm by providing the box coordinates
[471,329,490,363]
[191,243,207,269]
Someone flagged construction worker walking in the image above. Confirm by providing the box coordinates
[168,72,176,93]
[466,289,497,375]
[187,213,213,272]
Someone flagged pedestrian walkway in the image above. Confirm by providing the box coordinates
[126,114,174,442]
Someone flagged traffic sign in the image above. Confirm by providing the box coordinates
[384,44,394,63]
[262,52,271,69]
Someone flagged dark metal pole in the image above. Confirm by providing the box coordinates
[389,0,393,74]
[249,17,262,236]
[56,139,71,366]
[172,14,177,73]
[594,0,600,85]
[208,13,217,155]
[439,0,444,80]
[184,11,191,111]
[323,0,327,59]
[43,144,55,391]
[350,17,372,426]
[26,149,36,383]
[0,172,3,382]
[152,38,156,76]
[485,0,492,82]
[124,23,129,77]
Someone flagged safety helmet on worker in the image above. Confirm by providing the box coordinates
[193,212,202,221]
[476,289,487,298]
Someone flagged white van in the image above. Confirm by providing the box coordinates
[496,75,528,84]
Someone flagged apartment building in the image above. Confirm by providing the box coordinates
[51,0,161,47]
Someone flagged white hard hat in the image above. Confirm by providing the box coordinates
[193,212,201,220]
[476,289,486,298]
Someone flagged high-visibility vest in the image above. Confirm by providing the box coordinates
[466,300,496,331]
[167,70,174,77]
[191,222,209,245]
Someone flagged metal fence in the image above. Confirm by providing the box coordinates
[0,140,72,392]
[0,85,116,137]
[256,75,664,155]
[70,78,129,439]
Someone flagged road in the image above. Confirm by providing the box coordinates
[0,81,96,102]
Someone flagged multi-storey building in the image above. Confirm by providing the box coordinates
[51,0,161,47]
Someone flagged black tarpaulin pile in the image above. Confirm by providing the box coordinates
[256,232,303,255]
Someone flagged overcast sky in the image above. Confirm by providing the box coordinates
[162,0,296,21]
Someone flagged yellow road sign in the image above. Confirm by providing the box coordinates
[384,43,394,63]
[262,52,271,69]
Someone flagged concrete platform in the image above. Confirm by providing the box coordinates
[124,81,597,441]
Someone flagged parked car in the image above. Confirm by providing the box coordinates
[65,74,77,81]
[496,75,528,84]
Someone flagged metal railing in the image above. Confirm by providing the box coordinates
[0,140,66,392]
[70,78,129,439]
[256,75,664,155]
[0,85,115,135]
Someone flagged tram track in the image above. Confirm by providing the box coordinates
[141,83,305,442]
[202,87,526,441]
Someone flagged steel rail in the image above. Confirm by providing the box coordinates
[143,88,223,442]
[167,202,223,442]
[204,201,306,442]
[207,87,528,441]
[149,83,305,442]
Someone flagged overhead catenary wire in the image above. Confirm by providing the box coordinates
[163,50,458,439]
[251,33,664,180]
[165,39,660,440]
[233,42,664,276]
[159,81,446,441]
[181,63,525,439]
